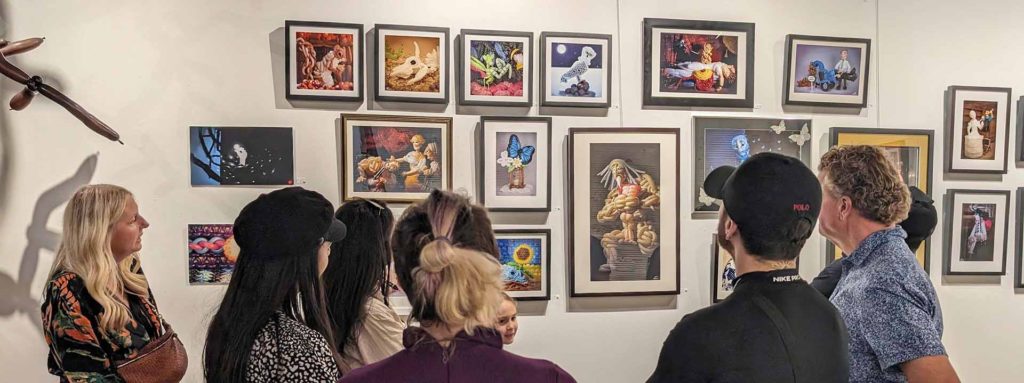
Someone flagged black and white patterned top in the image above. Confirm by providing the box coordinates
[246,311,340,382]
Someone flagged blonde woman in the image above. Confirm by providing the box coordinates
[41,184,186,381]
[340,190,575,382]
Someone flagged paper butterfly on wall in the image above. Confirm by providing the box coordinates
[698,187,718,207]
[789,124,810,146]
[496,134,536,169]
[770,120,787,135]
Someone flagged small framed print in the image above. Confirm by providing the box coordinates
[495,229,551,301]
[478,117,552,212]
[374,24,450,104]
[946,86,1011,174]
[783,34,870,108]
[285,21,364,102]
[458,29,533,107]
[944,189,1010,276]
[568,128,680,297]
[1016,188,1024,288]
[340,114,452,203]
[189,126,295,187]
[711,234,735,303]
[188,224,238,285]
[642,18,755,108]
[540,32,612,108]
[692,117,812,218]
[828,127,934,271]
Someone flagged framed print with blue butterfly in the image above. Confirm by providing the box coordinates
[828,127,934,272]
[692,117,813,219]
[479,116,552,212]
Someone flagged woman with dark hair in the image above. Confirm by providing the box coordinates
[203,187,348,382]
[341,190,575,382]
[323,198,406,373]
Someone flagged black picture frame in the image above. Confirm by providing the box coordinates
[539,31,613,108]
[827,127,935,272]
[478,116,552,212]
[945,86,1012,174]
[782,34,871,108]
[641,18,755,108]
[1017,96,1024,163]
[373,24,450,104]
[284,20,365,103]
[567,128,680,297]
[1017,187,1024,288]
[710,233,733,303]
[457,29,534,107]
[943,189,1011,276]
[494,228,552,301]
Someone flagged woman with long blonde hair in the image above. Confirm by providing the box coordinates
[340,190,575,382]
[41,184,186,381]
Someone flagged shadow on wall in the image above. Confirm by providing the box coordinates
[0,154,98,333]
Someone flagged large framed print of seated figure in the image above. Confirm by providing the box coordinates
[946,86,1011,174]
[692,117,812,218]
[567,128,679,297]
[828,127,934,271]
[340,114,452,203]
[943,189,1010,276]
[642,18,755,108]
[783,34,871,108]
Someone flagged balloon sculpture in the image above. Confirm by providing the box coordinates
[0,37,122,144]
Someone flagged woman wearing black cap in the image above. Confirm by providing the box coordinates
[203,187,348,382]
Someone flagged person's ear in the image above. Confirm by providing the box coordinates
[839,196,853,221]
[724,216,739,240]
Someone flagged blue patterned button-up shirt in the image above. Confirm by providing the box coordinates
[831,227,946,382]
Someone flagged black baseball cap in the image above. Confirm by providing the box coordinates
[902,186,937,251]
[703,152,822,244]
[234,187,347,260]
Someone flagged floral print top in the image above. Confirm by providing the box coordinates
[41,271,163,383]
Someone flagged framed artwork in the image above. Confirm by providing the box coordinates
[478,117,552,212]
[946,86,1011,174]
[188,224,238,285]
[642,18,755,108]
[495,229,551,301]
[568,128,680,297]
[1017,96,1024,163]
[189,126,294,186]
[285,20,363,102]
[828,127,934,271]
[943,189,1010,276]
[374,24,450,104]
[692,117,812,218]
[539,32,612,108]
[783,34,870,108]
[711,234,735,303]
[457,29,533,107]
[1016,188,1023,288]
[340,114,452,203]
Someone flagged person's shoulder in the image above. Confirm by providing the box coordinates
[44,271,87,302]
[338,349,411,382]
[496,351,576,381]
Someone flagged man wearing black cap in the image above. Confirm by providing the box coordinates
[811,186,937,297]
[647,152,848,383]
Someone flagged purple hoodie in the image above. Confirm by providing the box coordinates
[339,326,576,383]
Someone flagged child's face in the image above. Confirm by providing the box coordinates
[495,300,519,345]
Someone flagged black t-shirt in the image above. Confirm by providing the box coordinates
[647,269,849,383]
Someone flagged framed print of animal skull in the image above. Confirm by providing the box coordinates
[943,189,1010,276]
[374,24,450,104]
[285,21,364,102]
[568,128,679,297]
[458,29,533,107]
[642,18,755,108]
[540,32,612,108]
[946,86,1011,174]
[691,117,812,219]
[340,114,452,203]
[783,34,871,108]
[479,116,552,212]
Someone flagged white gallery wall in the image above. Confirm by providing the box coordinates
[0,0,1020,382]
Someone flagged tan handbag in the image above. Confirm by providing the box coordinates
[113,320,189,383]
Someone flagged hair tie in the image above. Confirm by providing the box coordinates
[433,236,452,244]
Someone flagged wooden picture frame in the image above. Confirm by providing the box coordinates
[568,128,680,297]
[339,114,452,203]
[478,116,552,212]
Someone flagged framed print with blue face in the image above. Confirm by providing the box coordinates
[783,34,871,108]
[495,229,551,301]
[479,117,551,212]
